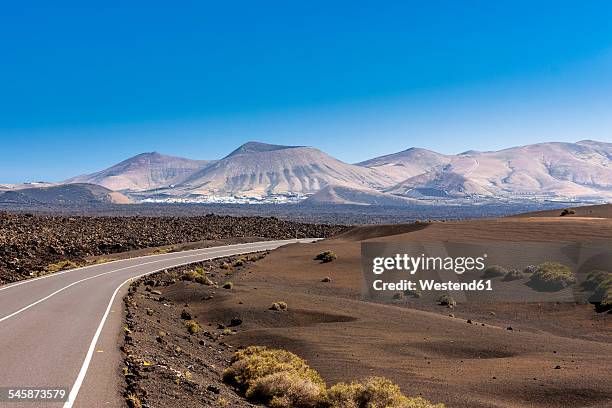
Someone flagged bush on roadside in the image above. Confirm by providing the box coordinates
[223,346,326,408]
[44,260,80,273]
[125,393,143,408]
[560,208,576,216]
[182,270,201,282]
[223,281,234,289]
[528,262,576,291]
[315,251,337,263]
[182,267,216,286]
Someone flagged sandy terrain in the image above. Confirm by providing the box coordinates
[122,209,612,407]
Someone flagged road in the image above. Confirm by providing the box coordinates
[0,239,315,407]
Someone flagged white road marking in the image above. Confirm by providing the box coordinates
[63,240,305,407]
[0,240,299,323]
[0,240,299,293]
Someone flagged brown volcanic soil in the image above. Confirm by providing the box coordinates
[128,216,612,408]
[0,212,345,284]
[122,254,270,408]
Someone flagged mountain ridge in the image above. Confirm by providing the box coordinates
[33,139,612,205]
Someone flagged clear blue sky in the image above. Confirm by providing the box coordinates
[1,1,612,182]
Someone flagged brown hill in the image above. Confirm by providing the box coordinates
[66,152,212,191]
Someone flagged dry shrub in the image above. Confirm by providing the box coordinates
[327,377,444,408]
[183,268,216,286]
[529,262,576,291]
[125,393,142,408]
[223,346,325,407]
[185,320,201,334]
[270,301,288,311]
[223,347,444,408]
[45,260,80,273]
[315,251,337,263]
[251,371,324,408]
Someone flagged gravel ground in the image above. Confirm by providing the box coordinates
[0,212,346,284]
[121,254,268,408]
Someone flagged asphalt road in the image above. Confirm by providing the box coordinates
[0,239,314,408]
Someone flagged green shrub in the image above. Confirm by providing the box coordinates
[222,346,326,407]
[223,281,234,289]
[437,294,456,307]
[183,267,216,285]
[234,258,246,267]
[482,265,507,278]
[185,320,202,334]
[560,208,576,216]
[182,270,201,282]
[195,275,216,286]
[327,377,444,408]
[315,251,337,263]
[529,262,576,291]
[584,271,612,312]
[223,346,444,408]
[45,260,80,273]
[270,302,288,311]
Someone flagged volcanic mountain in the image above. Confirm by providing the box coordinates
[361,140,612,199]
[52,139,611,204]
[66,152,212,191]
[167,142,395,196]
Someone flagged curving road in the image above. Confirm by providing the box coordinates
[0,239,315,407]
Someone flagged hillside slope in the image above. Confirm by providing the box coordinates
[171,142,395,195]
[66,152,212,191]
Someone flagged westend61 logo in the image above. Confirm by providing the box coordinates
[361,241,610,304]
[372,254,487,275]
[370,253,492,293]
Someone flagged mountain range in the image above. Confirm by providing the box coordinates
[8,140,611,206]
